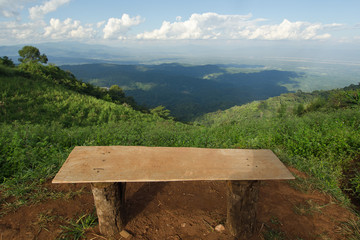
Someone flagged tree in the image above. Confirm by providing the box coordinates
[109,85,125,99]
[150,105,173,120]
[0,56,15,67]
[18,46,48,64]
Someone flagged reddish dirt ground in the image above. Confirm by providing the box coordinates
[0,167,358,240]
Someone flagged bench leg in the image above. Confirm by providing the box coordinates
[226,180,260,238]
[91,182,126,238]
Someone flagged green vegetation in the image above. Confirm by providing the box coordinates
[262,216,286,240]
[196,88,360,204]
[0,46,360,226]
[341,216,360,240]
[0,56,15,67]
[293,200,329,216]
[34,211,56,232]
[59,212,97,240]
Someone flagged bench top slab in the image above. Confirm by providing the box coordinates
[52,146,294,183]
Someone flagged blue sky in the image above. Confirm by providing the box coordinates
[0,0,360,63]
[16,0,360,24]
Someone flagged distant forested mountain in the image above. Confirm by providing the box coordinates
[61,63,302,121]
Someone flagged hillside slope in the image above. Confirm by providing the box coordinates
[0,62,359,239]
[0,66,154,127]
[196,86,360,206]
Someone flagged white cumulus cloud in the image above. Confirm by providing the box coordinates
[29,0,70,20]
[137,12,334,41]
[103,14,143,39]
[44,18,96,39]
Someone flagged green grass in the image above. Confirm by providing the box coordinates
[196,88,360,205]
[286,173,333,202]
[293,199,330,216]
[33,210,56,233]
[263,228,286,240]
[58,212,98,240]
[341,216,360,240]
[262,216,286,240]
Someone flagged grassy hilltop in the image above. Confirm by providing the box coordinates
[0,54,359,238]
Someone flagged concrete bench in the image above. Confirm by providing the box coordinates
[52,146,294,238]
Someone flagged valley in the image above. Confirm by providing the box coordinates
[61,63,301,121]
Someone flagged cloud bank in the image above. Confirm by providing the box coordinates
[137,12,333,40]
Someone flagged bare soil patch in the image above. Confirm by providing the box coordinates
[0,168,357,240]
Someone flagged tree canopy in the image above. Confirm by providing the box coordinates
[18,46,48,64]
[0,56,15,67]
[150,105,173,119]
